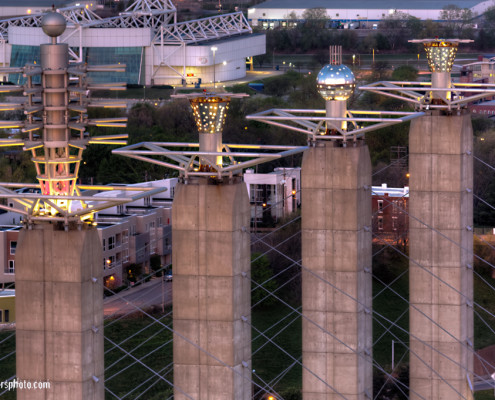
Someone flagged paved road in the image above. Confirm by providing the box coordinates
[104,278,172,317]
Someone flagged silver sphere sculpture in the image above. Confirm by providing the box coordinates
[317,64,355,101]
[41,11,67,37]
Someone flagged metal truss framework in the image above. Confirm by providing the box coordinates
[246,109,424,142]
[359,81,495,111]
[112,142,306,182]
[0,0,252,81]
[0,183,166,225]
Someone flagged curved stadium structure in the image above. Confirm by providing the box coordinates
[0,0,265,85]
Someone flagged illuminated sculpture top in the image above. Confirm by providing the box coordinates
[113,91,307,182]
[419,39,462,73]
[247,46,422,142]
[190,95,230,134]
[359,38,495,110]
[0,10,164,225]
[316,64,355,101]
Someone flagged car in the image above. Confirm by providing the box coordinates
[164,273,173,282]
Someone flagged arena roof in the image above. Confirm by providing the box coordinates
[252,0,488,10]
[0,0,68,6]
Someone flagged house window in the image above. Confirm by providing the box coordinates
[9,241,16,255]
[378,200,384,213]
[103,238,106,251]
[378,216,384,230]
[8,260,14,274]
[4,310,9,322]
[108,236,115,250]
[0,310,2,322]
[123,229,129,243]
[392,216,398,230]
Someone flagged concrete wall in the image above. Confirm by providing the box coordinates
[301,141,372,399]
[408,111,474,400]
[172,180,251,400]
[15,224,104,400]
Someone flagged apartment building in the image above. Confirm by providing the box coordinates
[0,179,177,288]
[244,167,301,224]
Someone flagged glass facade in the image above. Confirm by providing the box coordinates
[9,45,144,85]
[9,45,41,84]
[84,47,144,84]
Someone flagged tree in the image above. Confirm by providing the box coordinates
[251,253,279,308]
[380,11,411,50]
[391,65,418,81]
[302,7,328,24]
[440,4,474,36]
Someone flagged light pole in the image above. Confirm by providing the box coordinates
[211,46,217,89]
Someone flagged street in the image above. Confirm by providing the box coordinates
[104,278,172,317]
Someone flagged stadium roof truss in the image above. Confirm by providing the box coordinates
[0,0,252,81]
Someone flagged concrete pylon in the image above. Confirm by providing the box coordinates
[409,111,473,400]
[15,224,104,399]
[302,141,372,399]
[172,179,251,400]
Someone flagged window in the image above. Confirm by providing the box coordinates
[377,200,384,213]
[378,216,384,230]
[103,238,106,251]
[9,241,16,255]
[392,216,398,230]
[123,249,129,263]
[108,236,115,250]
[123,229,129,243]
[4,310,9,322]
[0,310,2,322]
[8,260,14,274]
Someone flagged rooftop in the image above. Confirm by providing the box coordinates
[0,0,68,7]
[251,0,487,10]
[0,289,15,297]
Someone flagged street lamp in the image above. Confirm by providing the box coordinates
[211,46,218,89]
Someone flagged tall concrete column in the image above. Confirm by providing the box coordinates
[302,141,372,399]
[15,224,104,400]
[172,179,251,400]
[409,111,473,400]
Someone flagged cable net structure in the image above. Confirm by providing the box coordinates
[0,154,494,400]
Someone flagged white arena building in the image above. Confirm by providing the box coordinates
[0,0,265,85]
[248,0,495,29]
